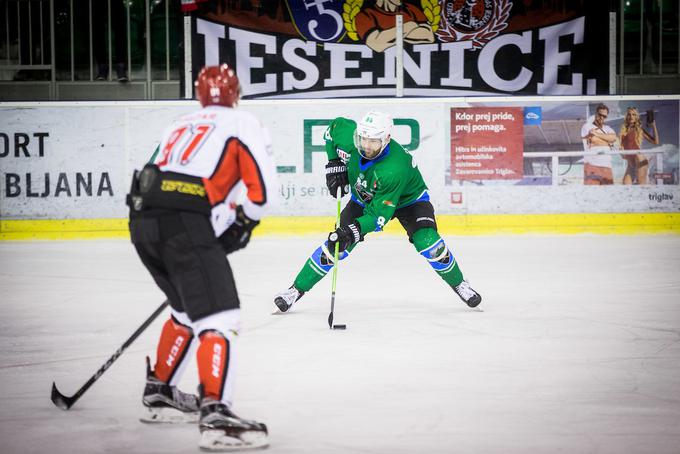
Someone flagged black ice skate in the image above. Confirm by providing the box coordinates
[140,357,200,423]
[453,279,482,308]
[274,285,304,312]
[198,398,269,451]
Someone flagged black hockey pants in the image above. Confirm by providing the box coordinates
[341,200,438,241]
[129,209,240,321]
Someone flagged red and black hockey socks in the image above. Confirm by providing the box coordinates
[153,316,195,384]
[196,330,230,400]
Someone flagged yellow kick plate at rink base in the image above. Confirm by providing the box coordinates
[1,213,679,240]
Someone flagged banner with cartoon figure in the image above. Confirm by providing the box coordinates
[190,1,610,98]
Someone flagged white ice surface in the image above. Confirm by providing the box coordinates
[1,235,680,454]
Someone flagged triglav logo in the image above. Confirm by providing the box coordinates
[649,192,674,203]
[437,0,511,49]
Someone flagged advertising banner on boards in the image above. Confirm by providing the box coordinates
[445,99,680,214]
[451,106,524,180]
[1,97,678,221]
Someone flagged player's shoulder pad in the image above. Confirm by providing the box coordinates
[388,138,406,152]
[325,117,355,141]
[230,108,260,126]
[386,140,412,163]
[374,163,407,189]
[337,117,356,127]
[332,117,357,133]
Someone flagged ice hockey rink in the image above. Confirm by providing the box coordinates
[1,234,679,454]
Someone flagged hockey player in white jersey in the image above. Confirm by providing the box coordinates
[127,64,276,451]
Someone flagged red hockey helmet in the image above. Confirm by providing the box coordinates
[195,64,240,108]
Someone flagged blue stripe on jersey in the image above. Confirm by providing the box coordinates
[397,190,430,209]
[351,194,365,207]
[358,144,390,171]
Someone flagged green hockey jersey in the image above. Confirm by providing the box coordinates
[324,117,429,234]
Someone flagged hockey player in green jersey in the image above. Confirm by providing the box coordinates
[274,110,481,312]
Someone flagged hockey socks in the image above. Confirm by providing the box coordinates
[412,228,464,288]
[197,330,231,401]
[192,313,268,450]
[153,315,195,385]
[293,240,352,292]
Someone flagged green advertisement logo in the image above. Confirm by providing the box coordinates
[277,119,421,173]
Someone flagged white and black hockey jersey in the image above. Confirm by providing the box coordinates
[152,105,277,236]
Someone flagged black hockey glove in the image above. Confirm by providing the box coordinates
[327,223,361,254]
[219,205,260,255]
[325,158,349,197]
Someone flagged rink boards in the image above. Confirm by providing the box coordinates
[1,96,679,239]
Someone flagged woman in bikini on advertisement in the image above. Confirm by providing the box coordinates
[619,107,659,185]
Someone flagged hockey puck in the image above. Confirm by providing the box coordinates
[332,324,347,330]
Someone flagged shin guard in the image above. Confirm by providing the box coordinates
[197,330,230,402]
[293,240,351,292]
[153,315,195,385]
[412,228,464,287]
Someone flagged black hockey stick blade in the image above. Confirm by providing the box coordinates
[50,300,169,411]
[328,312,346,330]
[51,382,75,410]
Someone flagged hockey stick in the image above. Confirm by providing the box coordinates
[327,187,346,330]
[51,300,169,410]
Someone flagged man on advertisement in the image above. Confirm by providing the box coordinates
[581,103,618,185]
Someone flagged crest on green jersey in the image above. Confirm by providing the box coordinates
[355,173,373,203]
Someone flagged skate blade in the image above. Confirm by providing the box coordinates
[273,297,293,314]
[199,429,269,452]
[139,406,199,424]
